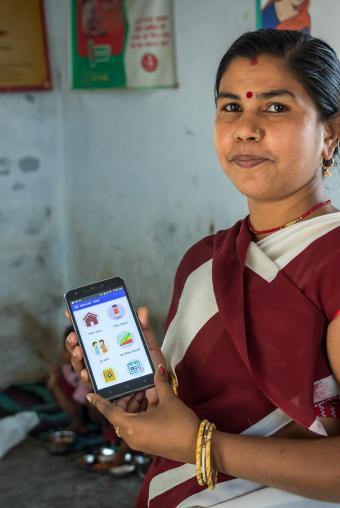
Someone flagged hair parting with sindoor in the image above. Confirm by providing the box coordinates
[215,29,340,161]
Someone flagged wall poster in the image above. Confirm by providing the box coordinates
[71,0,176,90]
[256,0,311,32]
[256,1,340,55]
[0,0,51,92]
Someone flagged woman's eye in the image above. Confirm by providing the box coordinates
[266,103,288,113]
[222,103,241,112]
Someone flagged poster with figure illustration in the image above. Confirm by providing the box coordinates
[256,0,340,55]
[257,0,311,32]
[71,0,176,90]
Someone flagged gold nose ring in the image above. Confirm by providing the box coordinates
[254,128,262,142]
[235,128,264,142]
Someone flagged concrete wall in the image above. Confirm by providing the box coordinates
[1,0,340,387]
[62,0,340,337]
[0,0,67,387]
[62,0,254,337]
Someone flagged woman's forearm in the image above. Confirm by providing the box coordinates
[212,431,340,502]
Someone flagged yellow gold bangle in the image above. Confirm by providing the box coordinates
[169,370,179,395]
[206,422,217,490]
[196,419,208,486]
[201,421,210,484]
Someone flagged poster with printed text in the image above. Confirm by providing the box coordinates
[71,0,176,90]
[256,0,340,55]
[0,0,51,92]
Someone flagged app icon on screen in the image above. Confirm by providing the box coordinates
[92,339,109,355]
[117,331,135,348]
[127,359,144,375]
[83,312,99,327]
[107,303,125,320]
[103,368,117,383]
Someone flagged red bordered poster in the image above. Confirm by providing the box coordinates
[0,0,52,92]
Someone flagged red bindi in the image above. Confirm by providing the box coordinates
[246,91,253,99]
[249,56,258,65]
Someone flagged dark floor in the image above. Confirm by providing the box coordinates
[0,436,143,508]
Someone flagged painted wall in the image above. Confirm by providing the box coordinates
[0,0,66,387]
[62,0,255,338]
[62,0,340,338]
[1,0,340,387]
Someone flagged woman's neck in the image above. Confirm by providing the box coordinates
[247,188,337,241]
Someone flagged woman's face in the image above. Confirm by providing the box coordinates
[214,55,332,202]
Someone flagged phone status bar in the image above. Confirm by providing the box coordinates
[70,286,123,305]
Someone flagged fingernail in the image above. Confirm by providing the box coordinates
[72,350,77,357]
[87,394,93,403]
[67,334,72,343]
[158,364,166,376]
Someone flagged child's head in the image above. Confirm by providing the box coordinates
[92,341,98,347]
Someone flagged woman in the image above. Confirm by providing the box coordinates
[67,29,340,507]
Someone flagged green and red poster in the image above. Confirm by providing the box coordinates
[71,0,176,90]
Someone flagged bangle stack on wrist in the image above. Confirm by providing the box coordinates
[169,369,179,395]
[196,419,217,490]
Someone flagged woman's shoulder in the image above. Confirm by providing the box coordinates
[303,225,340,321]
[178,229,232,273]
[165,230,230,328]
[303,223,340,268]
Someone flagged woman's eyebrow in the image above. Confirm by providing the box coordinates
[258,89,296,100]
[215,92,240,101]
[216,89,296,101]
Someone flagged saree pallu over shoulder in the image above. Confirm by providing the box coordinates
[212,218,330,434]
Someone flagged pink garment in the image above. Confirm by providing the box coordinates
[61,364,90,405]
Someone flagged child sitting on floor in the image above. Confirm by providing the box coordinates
[47,325,91,433]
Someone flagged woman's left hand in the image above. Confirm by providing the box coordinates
[87,364,200,464]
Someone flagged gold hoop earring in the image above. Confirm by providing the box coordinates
[321,156,335,177]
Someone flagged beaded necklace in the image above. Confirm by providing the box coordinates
[247,199,331,235]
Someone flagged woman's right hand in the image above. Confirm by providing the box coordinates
[65,305,165,412]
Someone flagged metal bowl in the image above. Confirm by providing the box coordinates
[78,453,96,465]
[109,464,136,477]
[97,446,116,463]
[46,430,76,454]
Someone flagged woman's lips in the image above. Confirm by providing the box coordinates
[231,155,270,168]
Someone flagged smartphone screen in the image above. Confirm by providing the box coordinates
[65,277,155,400]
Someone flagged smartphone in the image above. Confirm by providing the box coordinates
[64,277,155,400]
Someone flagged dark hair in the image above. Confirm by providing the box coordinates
[215,29,340,123]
